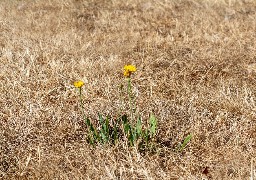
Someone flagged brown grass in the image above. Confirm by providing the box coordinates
[0,0,256,179]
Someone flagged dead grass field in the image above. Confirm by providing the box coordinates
[0,0,256,179]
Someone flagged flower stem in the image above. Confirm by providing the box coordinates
[127,78,134,123]
[78,88,91,125]
[79,88,85,114]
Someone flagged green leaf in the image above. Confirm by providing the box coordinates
[124,123,131,134]
[92,126,99,141]
[121,114,128,124]
[85,118,97,144]
[100,131,107,143]
[105,116,109,135]
[98,115,111,144]
[179,134,192,152]
[87,130,95,145]
[86,118,91,127]
[149,114,157,137]
[136,117,142,138]
[102,124,106,133]
[128,128,136,146]
[143,129,149,145]
[98,114,104,125]
[113,124,118,144]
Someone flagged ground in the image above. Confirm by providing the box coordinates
[0,0,255,179]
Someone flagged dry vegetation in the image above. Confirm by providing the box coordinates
[0,0,256,179]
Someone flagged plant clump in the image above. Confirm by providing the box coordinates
[74,65,157,149]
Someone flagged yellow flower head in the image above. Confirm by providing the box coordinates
[123,65,136,77]
[74,80,84,88]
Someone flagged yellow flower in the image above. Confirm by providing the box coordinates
[123,65,136,77]
[74,80,84,88]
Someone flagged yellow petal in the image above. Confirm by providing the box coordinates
[74,80,84,88]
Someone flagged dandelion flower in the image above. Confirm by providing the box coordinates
[123,65,136,77]
[74,80,84,88]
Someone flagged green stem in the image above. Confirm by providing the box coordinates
[127,78,134,123]
[78,87,98,144]
[79,88,85,117]
[78,88,92,128]
[118,84,125,115]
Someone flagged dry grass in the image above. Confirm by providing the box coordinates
[0,0,256,179]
